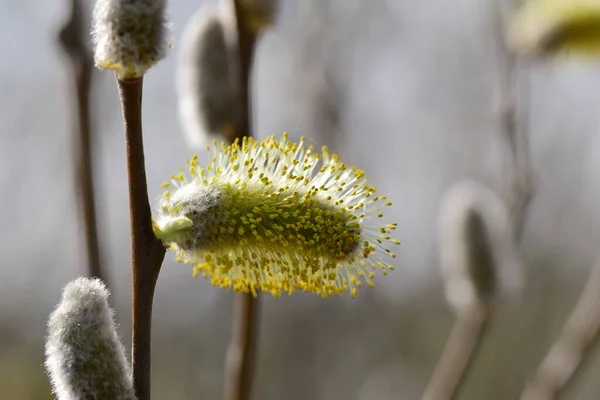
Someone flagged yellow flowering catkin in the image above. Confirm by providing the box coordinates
[153,134,400,298]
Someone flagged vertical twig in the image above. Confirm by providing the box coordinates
[225,288,260,400]
[116,77,166,400]
[222,1,261,400]
[58,0,106,282]
[494,0,534,238]
[229,0,256,140]
[521,260,600,400]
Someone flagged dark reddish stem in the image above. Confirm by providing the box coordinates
[116,77,166,400]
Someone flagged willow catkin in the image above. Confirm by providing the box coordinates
[153,134,401,298]
[92,0,171,79]
[45,278,135,400]
[438,181,523,314]
[176,6,239,149]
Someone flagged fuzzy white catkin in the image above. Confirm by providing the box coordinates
[45,277,136,400]
[92,0,171,79]
[176,6,239,148]
[438,181,524,314]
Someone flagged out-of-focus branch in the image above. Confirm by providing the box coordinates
[494,0,534,239]
[227,0,258,139]
[422,303,489,400]
[221,1,262,400]
[225,285,260,400]
[521,259,600,400]
[58,0,106,282]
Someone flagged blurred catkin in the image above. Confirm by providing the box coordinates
[424,181,523,400]
[176,6,240,148]
[237,0,278,33]
[438,181,523,313]
[92,0,171,79]
[508,0,600,57]
[45,277,136,400]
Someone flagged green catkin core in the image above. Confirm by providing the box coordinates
[169,181,361,264]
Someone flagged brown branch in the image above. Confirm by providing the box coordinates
[421,303,489,400]
[521,260,600,400]
[58,0,106,282]
[229,0,257,139]
[116,77,166,400]
[494,0,534,239]
[225,291,261,400]
[221,1,261,400]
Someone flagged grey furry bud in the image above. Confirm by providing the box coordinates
[92,0,171,79]
[438,181,523,314]
[45,277,136,400]
[176,6,239,148]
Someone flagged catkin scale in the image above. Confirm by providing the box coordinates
[177,6,239,148]
[154,134,400,298]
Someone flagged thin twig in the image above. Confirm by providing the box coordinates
[521,260,600,400]
[225,290,260,400]
[228,0,257,140]
[116,77,166,400]
[221,1,261,400]
[422,303,489,400]
[58,0,106,282]
[494,0,534,239]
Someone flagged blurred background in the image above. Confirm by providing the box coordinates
[2,0,600,398]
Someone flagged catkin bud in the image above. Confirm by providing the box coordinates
[92,0,171,79]
[438,181,523,314]
[176,6,239,148]
[508,0,600,57]
[153,134,400,298]
[45,277,135,400]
